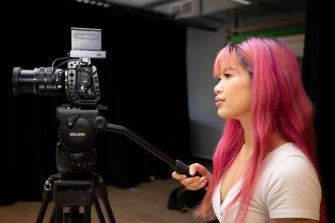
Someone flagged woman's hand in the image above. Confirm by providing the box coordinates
[171,163,212,190]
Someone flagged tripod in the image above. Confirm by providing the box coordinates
[36,172,115,223]
[34,107,197,223]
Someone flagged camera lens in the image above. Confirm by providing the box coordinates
[12,67,64,96]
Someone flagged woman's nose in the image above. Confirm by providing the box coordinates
[214,81,222,94]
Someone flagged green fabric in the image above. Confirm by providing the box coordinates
[230,26,305,41]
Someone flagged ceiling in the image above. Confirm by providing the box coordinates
[79,0,307,31]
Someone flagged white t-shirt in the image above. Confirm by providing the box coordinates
[212,143,321,223]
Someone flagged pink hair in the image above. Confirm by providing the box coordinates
[195,37,326,222]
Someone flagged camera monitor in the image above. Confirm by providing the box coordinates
[69,27,106,59]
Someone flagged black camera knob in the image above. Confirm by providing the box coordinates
[93,116,107,130]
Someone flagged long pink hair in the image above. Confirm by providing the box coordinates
[195,37,326,222]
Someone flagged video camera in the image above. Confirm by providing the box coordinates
[12,27,106,107]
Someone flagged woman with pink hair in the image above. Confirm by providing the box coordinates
[172,37,326,223]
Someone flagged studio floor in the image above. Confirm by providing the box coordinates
[0,178,206,223]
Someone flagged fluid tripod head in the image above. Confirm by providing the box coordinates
[12,27,107,178]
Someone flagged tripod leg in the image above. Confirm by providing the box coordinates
[55,207,63,223]
[94,197,106,223]
[63,207,85,223]
[36,177,54,223]
[94,174,116,223]
[49,207,56,223]
[84,206,91,223]
[101,198,116,223]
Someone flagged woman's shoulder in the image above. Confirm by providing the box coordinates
[260,142,320,189]
[263,142,309,169]
[256,143,321,218]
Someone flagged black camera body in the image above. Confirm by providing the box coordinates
[12,27,106,107]
[12,27,107,178]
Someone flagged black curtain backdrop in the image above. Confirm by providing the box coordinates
[2,0,190,204]
[303,0,333,222]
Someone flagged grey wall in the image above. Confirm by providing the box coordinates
[186,26,232,159]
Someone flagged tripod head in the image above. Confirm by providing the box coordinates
[55,106,108,178]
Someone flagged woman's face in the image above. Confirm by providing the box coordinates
[214,55,252,121]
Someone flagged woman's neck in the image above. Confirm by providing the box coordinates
[238,117,289,154]
[239,116,253,150]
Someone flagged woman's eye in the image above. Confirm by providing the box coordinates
[223,73,232,78]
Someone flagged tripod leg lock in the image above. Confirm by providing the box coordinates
[44,180,52,191]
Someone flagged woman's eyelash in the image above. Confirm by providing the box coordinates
[215,73,231,80]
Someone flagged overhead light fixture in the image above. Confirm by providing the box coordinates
[96,1,104,6]
[74,0,110,7]
[231,0,251,5]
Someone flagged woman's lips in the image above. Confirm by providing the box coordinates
[215,97,225,107]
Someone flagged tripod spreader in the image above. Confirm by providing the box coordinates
[101,122,200,178]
